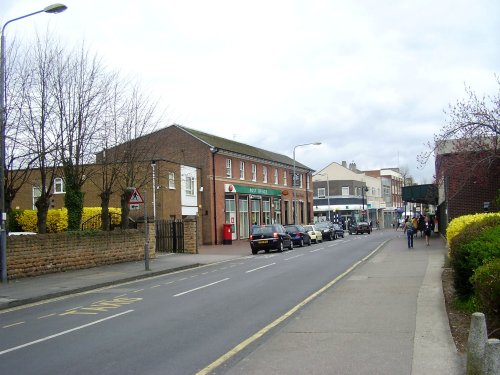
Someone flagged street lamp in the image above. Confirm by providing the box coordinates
[0,3,67,283]
[361,186,369,221]
[292,142,321,224]
[151,160,157,223]
[316,173,330,221]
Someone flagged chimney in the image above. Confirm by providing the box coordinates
[342,161,347,168]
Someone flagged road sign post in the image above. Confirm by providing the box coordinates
[127,188,149,271]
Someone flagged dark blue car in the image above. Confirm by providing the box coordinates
[284,224,312,247]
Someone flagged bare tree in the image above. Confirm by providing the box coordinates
[3,37,35,216]
[52,42,110,230]
[21,33,62,233]
[419,77,500,192]
[92,83,163,229]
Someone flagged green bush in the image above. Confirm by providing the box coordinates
[449,225,500,297]
[447,212,500,246]
[472,258,500,338]
[7,209,24,232]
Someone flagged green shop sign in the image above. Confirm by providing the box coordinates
[226,184,282,197]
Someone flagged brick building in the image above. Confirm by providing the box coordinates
[13,125,316,245]
[126,125,316,244]
[435,139,499,232]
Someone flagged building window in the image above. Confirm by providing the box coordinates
[299,174,303,188]
[274,168,278,184]
[240,161,245,180]
[263,166,268,183]
[342,186,349,196]
[318,188,326,198]
[168,172,175,189]
[32,186,42,210]
[283,171,287,186]
[226,159,232,178]
[252,164,257,181]
[306,174,310,190]
[185,175,195,196]
[54,178,65,194]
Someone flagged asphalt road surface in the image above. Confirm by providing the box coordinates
[0,231,392,375]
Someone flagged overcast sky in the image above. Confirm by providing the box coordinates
[3,0,500,183]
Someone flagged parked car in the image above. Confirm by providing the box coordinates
[348,221,371,235]
[249,224,293,254]
[332,223,344,239]
[303,225,323,243]
[314,221,334,241]
[284,224,312,247]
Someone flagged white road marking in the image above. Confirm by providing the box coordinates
[284,254,305,261]
[245,263,276,273]
[0,310,134,356]
[173,278,230,297]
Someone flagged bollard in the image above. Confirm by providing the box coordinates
[483,339,500,375]
[467,312,488,375]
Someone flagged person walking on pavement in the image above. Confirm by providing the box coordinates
[423,216,432,246]
[405,218,414,248]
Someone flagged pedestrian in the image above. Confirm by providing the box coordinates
[423,216,432,246]
[405,219,414,248]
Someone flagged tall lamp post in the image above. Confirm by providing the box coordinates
[361,186,369,221]
[292,142,321,224]
[1,3,67,283]
[316,173,330,221]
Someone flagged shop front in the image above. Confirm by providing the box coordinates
[224,184,284,240]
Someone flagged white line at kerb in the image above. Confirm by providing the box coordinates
[0,310,134,356]
[173,278,230,297]
[245,263,276,273]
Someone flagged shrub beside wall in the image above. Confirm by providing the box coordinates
[7,226,155,280]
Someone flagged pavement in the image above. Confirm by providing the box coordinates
[0,230,466,374]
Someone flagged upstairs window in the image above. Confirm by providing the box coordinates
[226,159,232,178]
[168,172,175,189]
[185,175,195,196]
[54,178,65,194]
[240,161,245,180]
[263,166,268,183]
[251,164,257,181]
[274,168,279,184]
[318,188,326,198]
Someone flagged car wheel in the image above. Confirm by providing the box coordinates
[288,241,293,250]
[265,249,270,253]
[278,241,284,252]
[300,238,304,247]
[307,238,311,246]
[251,248,258,255]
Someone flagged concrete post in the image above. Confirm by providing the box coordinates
[467,312,488,375]
[483,339,500,375]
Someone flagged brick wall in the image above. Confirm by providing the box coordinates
[183,216,198,253]
[7,224,156,280]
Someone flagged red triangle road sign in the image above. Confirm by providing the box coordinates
[128,188,144,204]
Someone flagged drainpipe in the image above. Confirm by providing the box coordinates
[210,147,218,244]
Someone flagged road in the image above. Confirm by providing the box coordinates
[0,230,392,375]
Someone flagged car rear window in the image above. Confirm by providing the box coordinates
[252,226,274,235]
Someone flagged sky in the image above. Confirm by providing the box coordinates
[3,0,500,183]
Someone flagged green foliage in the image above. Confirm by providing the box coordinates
[447,212,500,245]
[15,207,121,233]
[65,187,84,231]
[453,294,479,315]
[7,209,23,232]
[449,224,500,297]
[472,258,500,336]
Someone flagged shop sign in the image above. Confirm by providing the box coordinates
[225,184,282,197]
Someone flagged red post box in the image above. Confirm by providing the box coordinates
[223,223,232,245]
